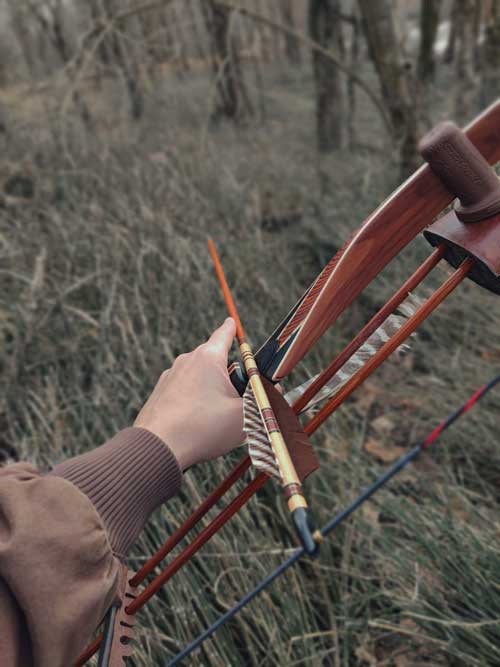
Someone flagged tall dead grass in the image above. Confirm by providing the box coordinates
[1,67,500,666]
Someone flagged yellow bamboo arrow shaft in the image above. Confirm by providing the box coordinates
[207,238,307,512]
[240,341,307,512]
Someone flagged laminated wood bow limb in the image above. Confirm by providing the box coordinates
[77,100,500,666]
[253,99,500,381]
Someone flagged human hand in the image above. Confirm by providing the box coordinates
[134,318,243,470]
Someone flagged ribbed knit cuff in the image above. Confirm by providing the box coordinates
[49,428,182,557]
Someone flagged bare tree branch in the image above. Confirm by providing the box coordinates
[209,0,392,133]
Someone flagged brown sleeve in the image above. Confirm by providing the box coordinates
[0,463,120,667]
[0,427,183,667]
[49,427,183,558]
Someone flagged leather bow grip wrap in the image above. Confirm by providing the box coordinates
[419,121,500,223]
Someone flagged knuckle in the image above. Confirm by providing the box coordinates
[174,352,188,365]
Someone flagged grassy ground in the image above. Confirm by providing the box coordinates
[1,63,500,666]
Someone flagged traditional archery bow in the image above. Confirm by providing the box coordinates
[78,99,500,666]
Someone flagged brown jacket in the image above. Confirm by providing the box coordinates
[0,428,182,667]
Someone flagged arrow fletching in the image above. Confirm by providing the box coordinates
[244,384,281,481]
[253,100,500,383]
[285,294,422,413]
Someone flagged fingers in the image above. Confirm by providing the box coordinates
[206,317,236,360]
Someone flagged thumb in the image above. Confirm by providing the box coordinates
[207,317,236,359]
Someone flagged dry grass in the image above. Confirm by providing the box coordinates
[1,63,500,666]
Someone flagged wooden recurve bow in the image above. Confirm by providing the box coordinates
[77,99,500,666]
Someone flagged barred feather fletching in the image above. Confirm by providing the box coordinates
[285,294,423,413]
[243,385,282,481]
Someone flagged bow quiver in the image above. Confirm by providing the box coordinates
[421,120,500,293]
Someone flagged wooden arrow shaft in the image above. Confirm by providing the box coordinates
[129,456,251,587]
[130,258,474,613]
[305,257,475,435]
[76,250,466,666]
[292,244,446,414]
[126,474,268,615]
[242,343,304,505]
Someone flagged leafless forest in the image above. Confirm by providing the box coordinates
[1,1,500,666]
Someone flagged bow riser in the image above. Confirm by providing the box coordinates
[253,99,500,381]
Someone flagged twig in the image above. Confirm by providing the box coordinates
[209,0,392,134]
[24,0,177,97]
[368,621,449,647]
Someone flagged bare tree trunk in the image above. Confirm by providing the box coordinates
[358,0,418,178]
[444,0,459,64]
[8,3,38,78]
[309,0,344,153]
[348,9,361,147]
[160,6,178,67]
[238,11,266,120]
[253,0,272,62]
[268,0,285,63]
[28,0,92,125]
[454,0,477,122]
[203,0,253,121]
[482,0,500,105]
[0,103,8,136]
[279,0,301,65]
[135,6,164,72]
[97,0,144,119]
[418,0,440,83]
[185,0,207,62]
[50,0,72,64]
[88,0,113,86]
[170,1,191,75]
[473,0,484,67]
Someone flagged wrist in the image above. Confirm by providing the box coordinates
[134,420,197,471]
[160,435,195,472]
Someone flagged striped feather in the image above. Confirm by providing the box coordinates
[285,294,422,413]
[243,384,282,481]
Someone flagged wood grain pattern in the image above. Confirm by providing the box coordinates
[291,244,446,414]
[304,258,475,435]
[129,457,252,586]
[126,474,268,615]
[425,210,500,294]
[276,100,500,379]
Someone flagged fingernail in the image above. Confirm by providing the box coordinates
[225,317,235,325]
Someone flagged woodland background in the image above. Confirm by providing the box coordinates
[1,1,500,666]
